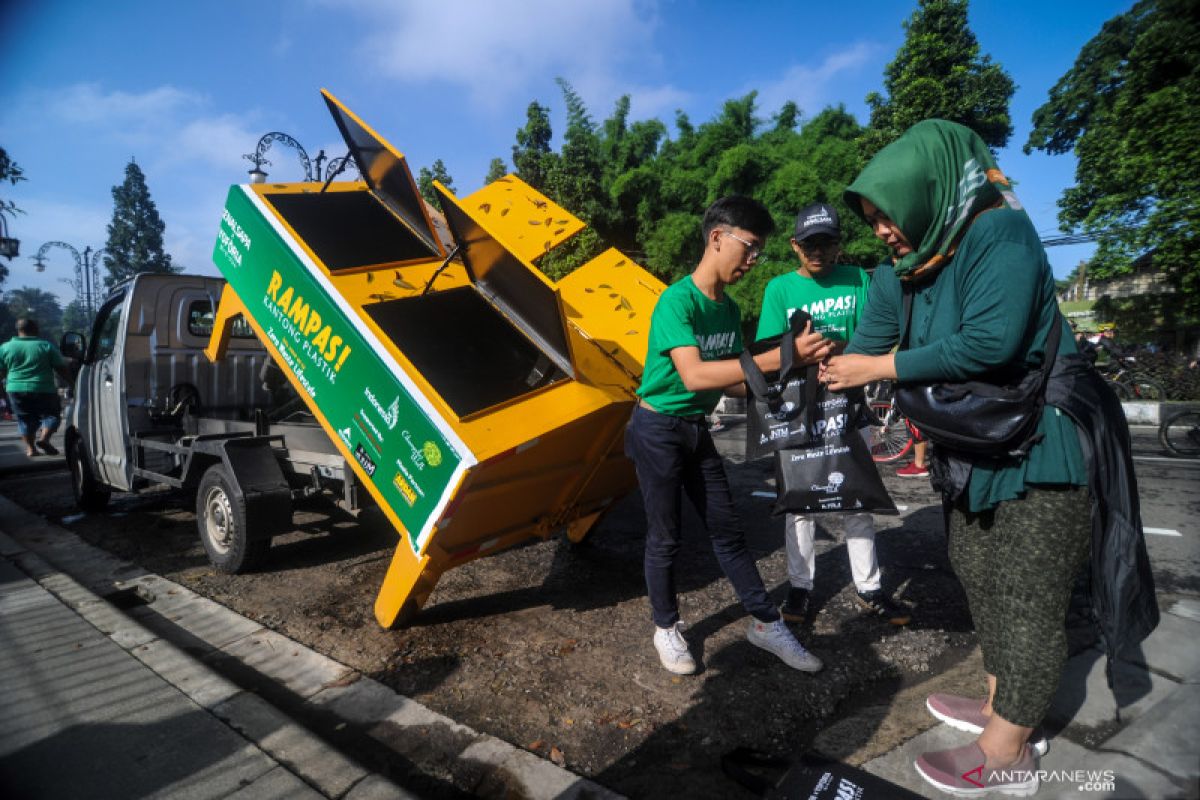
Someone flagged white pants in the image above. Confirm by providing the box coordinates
[784,512,880,592]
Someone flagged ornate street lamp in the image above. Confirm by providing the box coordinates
[30,242,106,323]
[0,213,19,260]
[243,131,357,184]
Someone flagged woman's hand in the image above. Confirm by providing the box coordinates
[793,322,834,365]
[820,353,897,390]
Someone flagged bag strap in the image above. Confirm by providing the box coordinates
[740,309,813,400]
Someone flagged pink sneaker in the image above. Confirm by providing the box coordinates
[915,741,1038,797]
[896,461,929,478]
[926,694,1048,756]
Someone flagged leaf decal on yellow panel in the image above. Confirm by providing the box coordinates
[618,296,632,311]
[479,202,492,213]
[393,272,417,290]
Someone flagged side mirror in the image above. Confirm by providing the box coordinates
[61,331,87,361]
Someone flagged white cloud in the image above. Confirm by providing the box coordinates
[753,41,881,119]
[325,0,665,110]
[44,83,201,128]
[170,116,263,173]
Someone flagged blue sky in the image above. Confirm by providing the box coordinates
[1,0,1132,306]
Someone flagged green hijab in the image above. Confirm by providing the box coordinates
[844,119,1024,281]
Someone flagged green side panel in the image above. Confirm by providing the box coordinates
[212,186,466,554]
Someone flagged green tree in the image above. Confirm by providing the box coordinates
[511,101,557,191]
[483,157,508,184]
[61,299,90,335]
[417,159,455,207]
[863,0,1014,156]
[1025,0,1200,316]
[0,146,27,288]
[6,287,64,343]
[104,160,174,288]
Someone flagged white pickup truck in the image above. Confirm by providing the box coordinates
[61,272,367,573]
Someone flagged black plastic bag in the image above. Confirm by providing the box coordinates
[743,310,815,460]
[773,369,896,516]
[721,748,923,799]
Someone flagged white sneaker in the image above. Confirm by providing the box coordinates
[653,622,697,674]
[747,618,823,672]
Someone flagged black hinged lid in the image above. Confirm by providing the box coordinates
[434,183,575,378]
[321,89,444,258]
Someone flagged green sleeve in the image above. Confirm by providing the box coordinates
[846,264,901,356]
[647,287,698,356]
[755,277,788,341]
[894,236,1041,383]
[49,343,66,368]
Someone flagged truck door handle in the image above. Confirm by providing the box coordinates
[103,373,113,386]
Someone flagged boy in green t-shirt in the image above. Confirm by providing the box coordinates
[756,203,910,626]
[627,195,832,675]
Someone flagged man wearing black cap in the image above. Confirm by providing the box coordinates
[756,202,911,627]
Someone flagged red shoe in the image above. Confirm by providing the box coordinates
[896,462,929,478]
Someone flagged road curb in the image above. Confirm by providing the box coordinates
[0,494,625,799]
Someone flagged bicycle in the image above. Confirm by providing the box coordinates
[1159,408,1200,457]
[1093,347,1167,401]
[864,380,916,463]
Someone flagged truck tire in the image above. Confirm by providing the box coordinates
[196,463,270,573]
[68,438,111,512]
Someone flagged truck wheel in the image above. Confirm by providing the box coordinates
[68,439,110,512]
[196,463,269,573]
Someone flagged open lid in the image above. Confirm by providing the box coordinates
[434,182,575,379]
[321,89,444,258]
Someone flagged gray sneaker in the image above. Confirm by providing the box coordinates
[653,622,697,675]
[747,618,823,672]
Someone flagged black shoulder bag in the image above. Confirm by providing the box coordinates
[893,288,1063,458]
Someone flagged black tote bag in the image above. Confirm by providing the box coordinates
[742,310,815,460]
[772,369,897,515]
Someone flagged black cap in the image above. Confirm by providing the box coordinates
[793,203,840,241]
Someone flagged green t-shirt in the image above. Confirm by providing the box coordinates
[755,264,871,343]
[0,336,65,393]
[638,276,742,417]
[846,208,1086,511]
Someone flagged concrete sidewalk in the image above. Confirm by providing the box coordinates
[0,496,623,799]
[859,598,1200,798]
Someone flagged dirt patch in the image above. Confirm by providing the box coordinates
[2,429,981,799]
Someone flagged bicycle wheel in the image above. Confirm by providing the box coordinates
[869,401,913,463]
[1128,378,1166,401]
[1159,410,1200,457]
[1106,379,1132,400]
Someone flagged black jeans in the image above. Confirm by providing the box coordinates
[624,404,779,628]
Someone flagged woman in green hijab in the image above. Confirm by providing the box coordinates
[822,119,1089,796]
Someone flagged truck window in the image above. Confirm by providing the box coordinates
[187,300,254,338]
[90,297,125,361]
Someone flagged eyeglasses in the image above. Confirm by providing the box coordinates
[721,230,764,262]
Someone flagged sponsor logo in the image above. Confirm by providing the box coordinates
[423,441,443,467]
[393,472,418,507]
[338,426,351,444]
[811,471,845,494]
[365,386,400,430]
[353,443,377,477]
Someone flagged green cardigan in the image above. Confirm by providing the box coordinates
[848,208,1087,511]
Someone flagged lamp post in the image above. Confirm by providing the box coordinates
[31,242,105,326]
[242,131,356,184]
[0,212,18,260]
